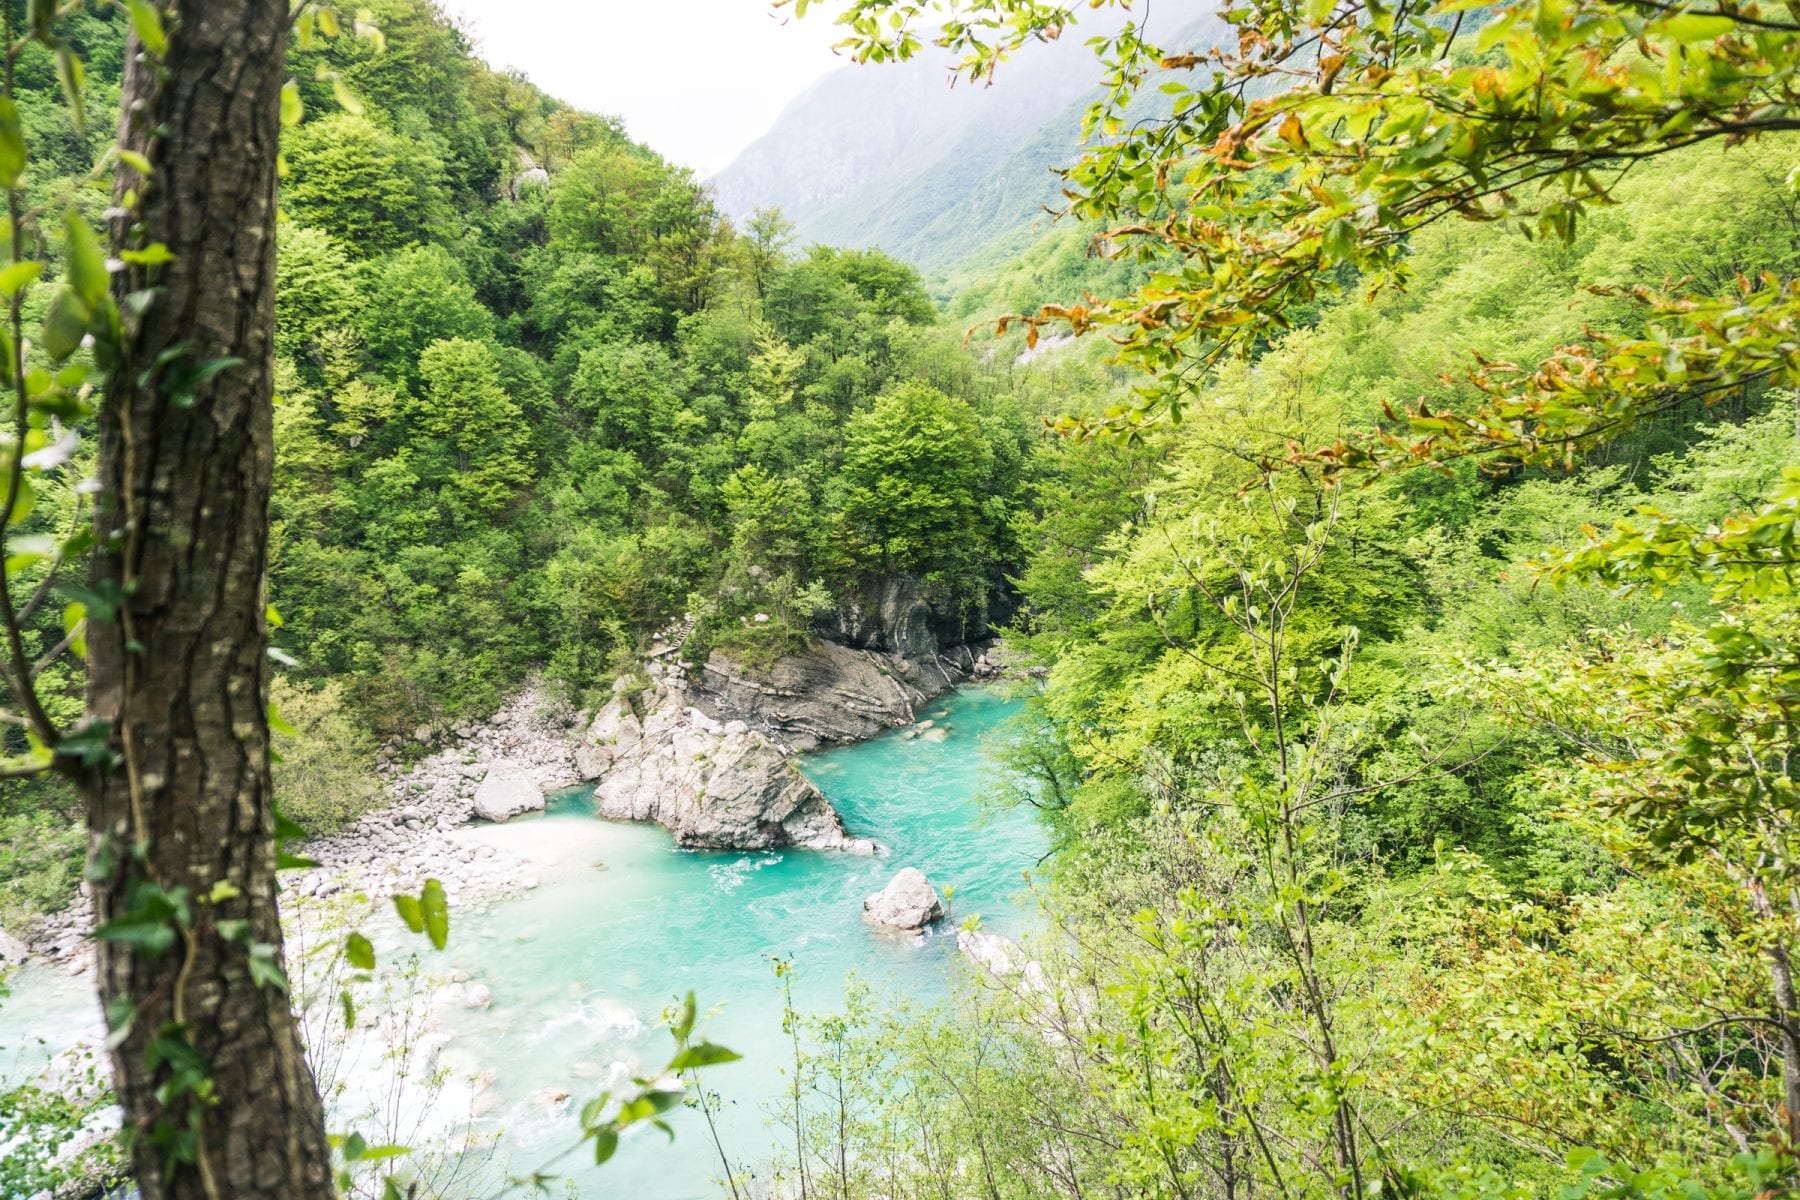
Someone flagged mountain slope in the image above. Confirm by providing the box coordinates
[712,3,1221,274]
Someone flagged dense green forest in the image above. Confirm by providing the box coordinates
[5,0,1800,1196]
[770,138,1800,1198]
[0,0,1053,909]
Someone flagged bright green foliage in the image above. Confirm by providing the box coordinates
[269,677,386,836]
[0,809,82,928]
[411,337,530,512]
[0,1051,125,1199]
[753,0,1800,1190]
[281,111,449,255]
[360,245,495,382]
[836,382,994,579]
[813,0,1800,446]
[275,224,364,377]
[547,145,724,330]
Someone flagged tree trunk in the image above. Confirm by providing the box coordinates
[81,6,335,1199]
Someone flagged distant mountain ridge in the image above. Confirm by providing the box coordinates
[711,3,1221,274]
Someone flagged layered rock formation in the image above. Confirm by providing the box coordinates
[564,573,1003,847]
[692,573,1004,751]
[580,667,876,853]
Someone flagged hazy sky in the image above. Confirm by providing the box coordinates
[444,0,850,175]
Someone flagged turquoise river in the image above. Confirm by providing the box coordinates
[0,685,1044,1199]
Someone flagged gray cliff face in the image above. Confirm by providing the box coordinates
[691,574,999,751]
[692,640,976,751]
[825,573,991,662]
[571,574,1001,847]
[581,669,876,854]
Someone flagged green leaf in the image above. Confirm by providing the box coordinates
[579,1093,611,1129]
[5,473,32,523]
[281,80,304,128]
[1657,13,1735,42]
[0,260,41,298]
[93,918,175,955]
[120,244,174,267]
[55,47,85,136]
[40,285,90,362]
[126,0,168,56]
[247,942,288,991]
[340,987,357,1030]
[345,932,376,970]
[64,209,108,307]
[392,893,424,935]
[593,1127,619,1165]
[420,878,449,950]
[267,700,296,736]
[670,1041,742,1070]
[354,1145,410,1163]
[329,73,365,116]
[0,97,25,188]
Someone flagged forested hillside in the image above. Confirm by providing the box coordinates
[270,4,1034,729]
[0,0,1047,913]
[5,0,1800,1197]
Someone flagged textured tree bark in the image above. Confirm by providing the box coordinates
[81,5,336,1198]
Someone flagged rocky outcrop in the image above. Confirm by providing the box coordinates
[958,928,1046,991]
[510,149,550,199]
[826,573,993,662]
[472,763,544,823]
[693,640,948,751]
[691,574,1006,751]
[864,868,947,930]
[580,668,876,853]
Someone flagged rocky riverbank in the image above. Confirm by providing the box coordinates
[22,688,589,974]
[687,574,1011,752]
[19,589,1018,974]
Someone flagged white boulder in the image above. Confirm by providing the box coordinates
[472,764,543,823]
[863,868,946,930]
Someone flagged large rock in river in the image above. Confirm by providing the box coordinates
[864,867,946,930]
[586,672,876,853]
[473,763,544,823]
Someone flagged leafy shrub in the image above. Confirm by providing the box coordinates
[0,809,82,927]
[271,676,385,836]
